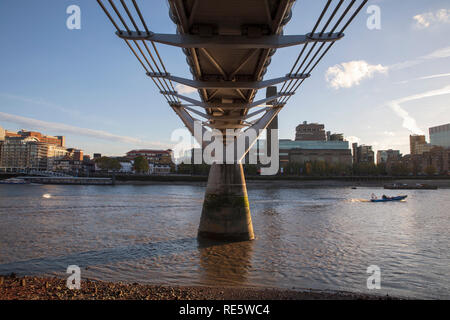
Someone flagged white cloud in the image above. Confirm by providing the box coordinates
[387,102,424,135]
[413,9,450,29]
[423,46,450,59]
[395,72,450,84]
[0,112,168,148]
[326,46,450,89]
[346,136,360,146]
[390,46,450,70]
[0,92,117,126]
[386,85,450,134]
[418,72,450,80]
[414,14,431,29]
[394,85,450,104]
[175,84,197,95]
[325,60,388,89]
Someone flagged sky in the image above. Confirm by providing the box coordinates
[0,0,449,157]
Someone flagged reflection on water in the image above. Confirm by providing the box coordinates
[0,184,449,299]
[198,239,254,287]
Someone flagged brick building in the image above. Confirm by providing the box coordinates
[295,122,326,141]
[352,143,375,164]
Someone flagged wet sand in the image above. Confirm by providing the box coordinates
[0,275,397,300]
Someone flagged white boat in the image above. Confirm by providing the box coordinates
[0,178,29,184]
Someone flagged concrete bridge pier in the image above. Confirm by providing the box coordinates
[198,163,254,241]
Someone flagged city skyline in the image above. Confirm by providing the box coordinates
[0,0,449,156]
[1,120,448,160]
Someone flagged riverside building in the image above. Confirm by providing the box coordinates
[278,122,352,169]
[377,149,402,164]
[410,134,427,155]
[0,127,68,172]
[352,143,375,164]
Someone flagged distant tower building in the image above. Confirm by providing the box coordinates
[56,136,65,147]
[295,121,326,141]
[266,86,278,158]
[352,143,358,164]
[410,135,426,155]
[429,123,450,148]
[0,127,4,167]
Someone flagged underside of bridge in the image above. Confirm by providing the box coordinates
[97,0,367,241]
[168,0,296,241]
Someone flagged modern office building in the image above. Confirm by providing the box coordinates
[280,139,352,167]
[0,127,69,172]
[288,148,352,167]
[1,136,46,170]
[0,136,67,172]
[430,123,450,148]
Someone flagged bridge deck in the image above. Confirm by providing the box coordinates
[97,0,367,133]
[167,0,294,129]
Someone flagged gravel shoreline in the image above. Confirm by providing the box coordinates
[0,275,397,300]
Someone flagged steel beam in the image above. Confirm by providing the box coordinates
[116,31,345,49]
[170,105,208,148]
[169,103,284,110]
[237,106,283,161]
[182,105,209,119]
[164,92,291,109]
[148,73,309,90]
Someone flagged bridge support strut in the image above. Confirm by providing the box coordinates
[198,163,254,241]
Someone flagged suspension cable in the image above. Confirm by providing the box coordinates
[98,0,179,103]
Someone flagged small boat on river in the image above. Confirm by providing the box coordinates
[384,183,437,190]
[370,194,407,202]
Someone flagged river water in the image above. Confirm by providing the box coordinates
[0,183,449,299]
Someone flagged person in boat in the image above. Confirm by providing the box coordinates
[371,193,377,200]
[382,195,391,200]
